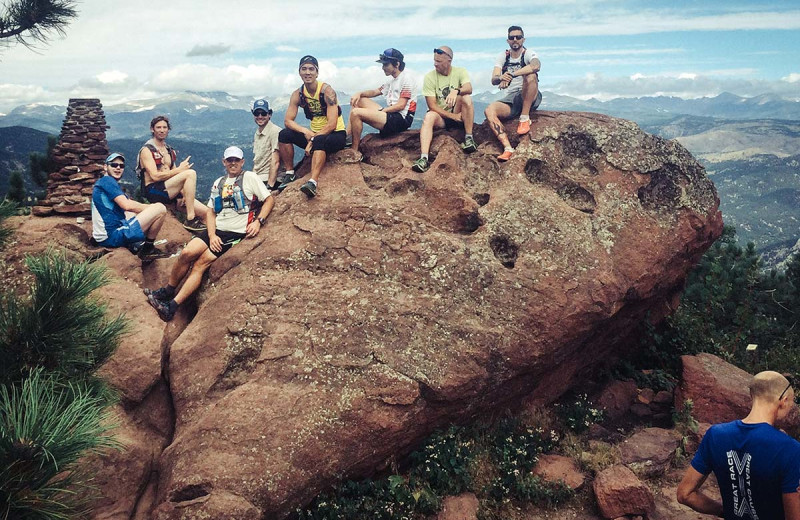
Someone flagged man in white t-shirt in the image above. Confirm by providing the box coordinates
[251,98,281,190]
[144,146,274,322]
[346,48,417,158]
[484,25,542,162]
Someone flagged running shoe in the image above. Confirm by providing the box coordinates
[461,135,477,153]
[182,217,206,233]
[300,181,317,198]
[411,157,430,173]
[147,294,175,322]
[497,149,514,162]
[517,120,531,135]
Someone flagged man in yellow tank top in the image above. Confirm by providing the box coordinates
[278,55,346,198]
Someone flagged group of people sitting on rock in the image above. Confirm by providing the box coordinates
[90,25,540,322]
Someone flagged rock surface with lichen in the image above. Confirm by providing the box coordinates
[1,110,723,519]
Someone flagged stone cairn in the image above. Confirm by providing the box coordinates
[32,98,109,217]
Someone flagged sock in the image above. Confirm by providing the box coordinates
[309,179,317,186]
[285,169,294,176]
[504,146,514,152]
[519,115,530,122]
[421,154,429,161]
[465,134,473,140]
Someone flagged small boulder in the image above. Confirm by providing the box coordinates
[593,465,654,519]
[597,380,638,420]
[438,493,479,520]
[619,427,683,477]
[674,353,751,424]
[532,454,586,490]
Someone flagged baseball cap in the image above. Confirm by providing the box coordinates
[223,146,244,160]
[299,55,319,69]
[105,152,125,163]
[377,48,404,64]
[252,99,271,114]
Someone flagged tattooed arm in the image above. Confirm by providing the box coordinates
[316,85,340,136]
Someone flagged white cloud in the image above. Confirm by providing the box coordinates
[783,73,800,83]
[96,71,130,84]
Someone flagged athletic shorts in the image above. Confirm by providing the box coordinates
[197,229,246,257]
[379,112,414,137]
[143,180,173,205]
[499,90,543,120]
[443,117,465,131]
[98,216,146,248]
[278,128,347,154]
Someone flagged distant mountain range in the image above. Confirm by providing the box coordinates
[1,90,798,268]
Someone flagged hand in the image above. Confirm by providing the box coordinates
[179,156,193,171]
[246,219,261,238]
[445,90,459,109]
[350,93,361,107]
[499,79,510,90]
[501,72,514,83]
[303,129,315,140]
[209,233,222,253]
[304,141,313,156]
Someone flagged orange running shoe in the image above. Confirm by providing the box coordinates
[517,119,531,135]
[497,150,513,162]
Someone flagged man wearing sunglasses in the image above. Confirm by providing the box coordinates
[412,46,476,173]
[91,153,167,259]
[278,55,347,198]
[484,25,541,162]
[144,146,274,322]
[251,98,281,190]
[346,48,416,158]
[678,371,800,520]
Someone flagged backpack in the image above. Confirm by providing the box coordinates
[297,82,342,121]
[137,143,176,181]
[502,48,527,75]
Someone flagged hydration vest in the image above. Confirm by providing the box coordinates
[297,82,342,121]
[210,173,259,220]
[137,142,177,192]
[502,48,527,74]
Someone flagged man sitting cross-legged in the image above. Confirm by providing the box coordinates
[144,146,274,322]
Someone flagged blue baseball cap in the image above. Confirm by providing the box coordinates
[377,48,404,64]
[252,99,271,114]
[105,152,125,163]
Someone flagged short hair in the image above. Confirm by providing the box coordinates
[750,371,791,402]
[508,25,524,37]
[150,115,171,131]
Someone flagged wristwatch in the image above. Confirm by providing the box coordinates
[257,217,266,226]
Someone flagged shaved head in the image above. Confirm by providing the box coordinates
[750,371,791,402]
[440,45,453,59]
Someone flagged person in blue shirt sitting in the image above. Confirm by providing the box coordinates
[91,152,167,259]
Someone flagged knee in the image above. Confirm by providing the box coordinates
[351,108,364,120]
[155,202,167,215]
[422,112,437,126]
[461,94,473,107]
[484,106,494,119]
[185,169,197,179]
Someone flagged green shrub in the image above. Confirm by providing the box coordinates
[0,199,15,250]
[0,369,119,520]
[556,394,604,433]
[409,426,474,496]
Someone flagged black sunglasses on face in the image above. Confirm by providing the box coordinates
[508,35,524,40]
[109,163,124,169]
[253,110,268,117]
[433,48,452,59]
[225,158,242,163]
[780,382,793,401]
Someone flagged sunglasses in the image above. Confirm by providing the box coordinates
[225,157,243,163]
[508,35,524,41]
[108,163,124,169]
[253,110,269,117]
[433,48,452,59]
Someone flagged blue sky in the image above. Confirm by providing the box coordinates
[0,0,798,113]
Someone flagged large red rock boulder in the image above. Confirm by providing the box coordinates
[146,112,721,519]
[674,353,752,424]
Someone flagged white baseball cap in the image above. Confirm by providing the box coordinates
[223,146,244,159]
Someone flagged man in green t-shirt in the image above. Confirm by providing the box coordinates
[411,46,477,173]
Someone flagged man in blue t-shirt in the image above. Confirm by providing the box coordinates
[677,371,800,519]
[91,152,167,258]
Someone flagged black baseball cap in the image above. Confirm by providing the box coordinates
[377,48,404,64]
[299,55,319,69]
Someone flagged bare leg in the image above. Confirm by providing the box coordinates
[167,237,206,290]
[485,101,513,149]
[310,150,327,183]
[420,112,445,156]
[173,248,217,305]
[520,73,539,118]
[135,202,167,239]
[348,99,386,151]
[459,94,475,135]
[279,142,295,171]
[164,170,198,220]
